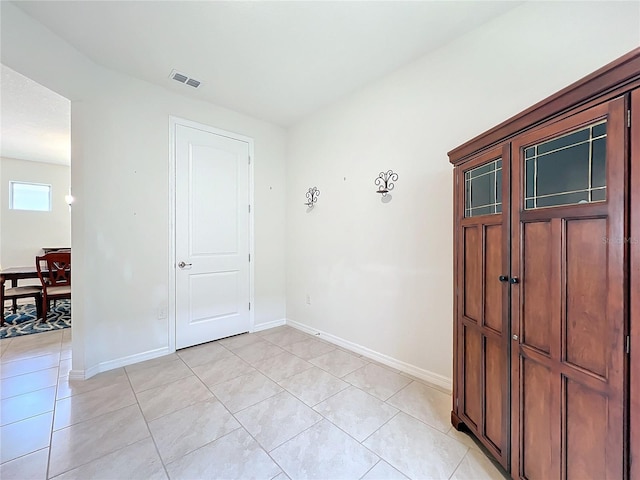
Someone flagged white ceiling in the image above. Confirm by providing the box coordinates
[13,1,521,127]
[1,64,71,165]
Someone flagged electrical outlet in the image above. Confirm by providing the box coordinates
[305,294,311,305]
[158,306,168,319]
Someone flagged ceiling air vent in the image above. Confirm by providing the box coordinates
[169,69,201,89]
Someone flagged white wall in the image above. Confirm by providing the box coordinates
[286,1,640,388]
[2,0,638,383]
[1,3,287,376]
[70,83,287,372]
[0,157,71,268]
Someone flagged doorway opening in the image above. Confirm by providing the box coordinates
[0,64,72,348]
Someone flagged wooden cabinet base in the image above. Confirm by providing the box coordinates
[450,410,465,431]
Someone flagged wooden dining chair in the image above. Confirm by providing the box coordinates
[36,251,71,321]
[0,277,43,326]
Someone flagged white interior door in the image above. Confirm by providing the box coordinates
[175,123,250,349]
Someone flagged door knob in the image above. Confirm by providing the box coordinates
[513,334,519,341]
[178,261,192,269]
[499,275,509,282]
[510,277,519,284]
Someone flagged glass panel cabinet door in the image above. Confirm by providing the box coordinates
[524,121,607,209]
[509,97,626,480]
[454,144,510,469]
[465,159,503,217]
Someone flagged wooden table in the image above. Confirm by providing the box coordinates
[0,266,42,285]
[42,248,70,254]
[0,266,46,313]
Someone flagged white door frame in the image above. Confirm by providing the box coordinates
[168,115,255,353]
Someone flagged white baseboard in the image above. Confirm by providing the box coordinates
[69,368,94,381]
[286,318,452,393]
[67,321,286,380]
[252,318,286,333]
[69,346,172,380]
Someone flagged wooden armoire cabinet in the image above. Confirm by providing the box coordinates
[449,48,640,480]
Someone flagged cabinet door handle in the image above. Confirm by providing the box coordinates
[510,277,519,284]
[499,275,509,282]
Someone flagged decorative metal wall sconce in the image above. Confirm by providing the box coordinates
[305,187,320,208]
[375,170,398,196]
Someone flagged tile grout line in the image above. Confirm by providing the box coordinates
[360,410,401,445]
[3,329,495,479]
[47,332,64,480]
[0,330,63,474]
[447,446,473,480]
[229,340,393,472]
[308,356,372,379]
[1,347,62,368]
[260,418,323,476]
[125,366,173,480]
[159,424,243,473]
[278,340,464,479]
[358,459,383,480]
[0,399,57,424]
[176,335,328,478]
[227,398,293,478]
[45,405,146,478]
[36,353,148,479]
[382,385,455,435]
[0,447,50,473]
[0,337,14,354]
[0,383,57,406]
[356,409,438,480]
[156,354,256,475]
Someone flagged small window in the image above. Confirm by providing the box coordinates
[525,121,606,209]
[9,182,52,212]
[465,159,502,217]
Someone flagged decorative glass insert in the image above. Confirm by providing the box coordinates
[465,159,502,217]
[524,121,606,209]
[9,181,52,211]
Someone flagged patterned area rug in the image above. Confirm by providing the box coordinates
[1,300,71,339]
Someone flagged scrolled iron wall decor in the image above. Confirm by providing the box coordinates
[305,187,320,207]
[375,170,398,196]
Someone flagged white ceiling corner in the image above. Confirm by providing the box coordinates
[11,1,522,127]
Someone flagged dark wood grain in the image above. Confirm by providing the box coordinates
[484,224,503,333]
[509,98,627,480]
[601,95,627,480]
[630,87,640,480]
[522,221,553,354]
[565,379,608,479]
[464,226,482,322]
[522,358,553,480]
[451,410,465,431]
[463,326,482,429]
[499,142,513,473]
[484,334,504,452]
[452,146,509,469]
[565,218,608,377]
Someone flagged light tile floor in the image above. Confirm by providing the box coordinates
[0,326,509,480]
